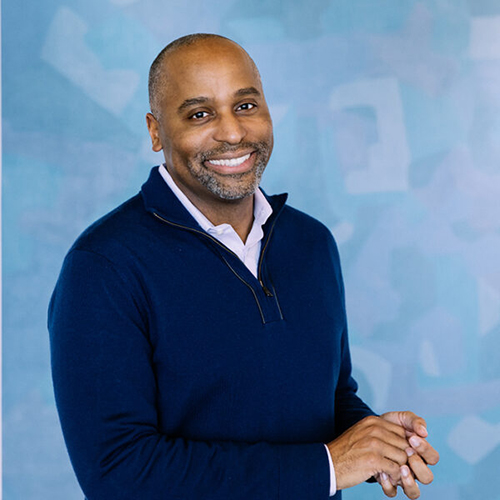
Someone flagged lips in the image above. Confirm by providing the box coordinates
[206,153,251,167]
[204,151,255,174]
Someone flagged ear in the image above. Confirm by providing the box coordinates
[146,113,163,152]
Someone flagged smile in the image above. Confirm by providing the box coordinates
[206,153,251,167]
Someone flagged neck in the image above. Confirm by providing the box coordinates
[198,196,255,243]
[166,169,256,242]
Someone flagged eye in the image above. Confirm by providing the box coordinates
[237,102,256,111]
[189,110,210,120]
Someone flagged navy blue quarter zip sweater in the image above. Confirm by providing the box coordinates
[48,167,374,500]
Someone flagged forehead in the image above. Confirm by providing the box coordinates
[162,41,262,103]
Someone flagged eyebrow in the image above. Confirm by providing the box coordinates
[177,87,262,114]
[177,97,209,114]
[234,87,261,98]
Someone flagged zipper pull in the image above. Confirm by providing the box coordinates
[259,280,273,297]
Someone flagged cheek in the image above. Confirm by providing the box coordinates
[168,136,208,168]
[266,124,274,145]
[255,117,274,143]
[258,123,274,154]
[178,128,213,155]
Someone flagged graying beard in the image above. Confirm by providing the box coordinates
[188,154,267,200]
[201,172,261,200]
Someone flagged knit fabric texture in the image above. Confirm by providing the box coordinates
[48,167,374,500]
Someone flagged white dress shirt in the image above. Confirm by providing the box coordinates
[159,164,337,496]
[159,164,271,277]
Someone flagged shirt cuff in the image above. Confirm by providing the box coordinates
[324,444,337,496]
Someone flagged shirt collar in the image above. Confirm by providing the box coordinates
[158,164,272,235]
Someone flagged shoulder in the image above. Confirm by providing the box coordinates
[266,199,342,269]
[68,193,148,263]
[73,195,145,244]
[281,204,331,234]
[53,193,153,309]
[277,203,338,249]
[265,192,332,237]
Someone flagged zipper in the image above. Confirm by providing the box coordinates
[219,255,265,323]
[256,210,282,297]
[259,280,273,297]
[153,212,241,259]
[153,212,268,323]
[270,282,284,320]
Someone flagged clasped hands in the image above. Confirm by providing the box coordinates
[327,411,439,499]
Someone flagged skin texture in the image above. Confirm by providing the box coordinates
[145,35,439,498]
[146,37,273,242]
[327,412,439,499]
[376,412,439,498]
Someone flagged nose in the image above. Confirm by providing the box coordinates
[213,112,246,144]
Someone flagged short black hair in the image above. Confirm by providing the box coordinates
[148,33,232,117]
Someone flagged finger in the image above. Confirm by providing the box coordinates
[365,415,408,439]
[360,432,410,466]
[378,472,397,498]
[379,456,404,485]
[408,436,440,465]
[382,411,428,438]
[400,465,421,499]
[406,448,434,484]
[377,440,411,466]
[361,417,414,452]
[402,413,428,438]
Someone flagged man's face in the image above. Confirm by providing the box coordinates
[146,40,274,203]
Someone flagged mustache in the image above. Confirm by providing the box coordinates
[197,141,271,163]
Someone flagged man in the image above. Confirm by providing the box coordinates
[49,34,438,500]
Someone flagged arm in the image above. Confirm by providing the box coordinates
[328,331,438,498]
[333,322,375,436]
[326,230,376,436]
[325,235,439,497]
[328,327,438,497]
[327,317,410,491]
[48,249,330,500]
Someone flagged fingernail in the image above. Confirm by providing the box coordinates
[410,436,421,448]
[381,472,388,482]
[401,466,410,478]
[419,425,428,436]
[406,447,415,457]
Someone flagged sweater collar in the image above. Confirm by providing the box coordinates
[141,166,288,231]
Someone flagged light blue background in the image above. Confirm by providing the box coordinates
[3,0,500,498]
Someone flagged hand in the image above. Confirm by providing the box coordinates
[376,411,440,499]
[326,415,413,490]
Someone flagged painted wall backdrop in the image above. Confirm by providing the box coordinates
[3,0,500,498]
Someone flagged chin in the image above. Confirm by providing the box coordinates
[206,180,259,201]
[200,166,264,201]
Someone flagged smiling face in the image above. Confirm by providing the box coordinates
[146,38,274,205]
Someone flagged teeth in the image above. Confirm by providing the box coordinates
[208,153,251,167]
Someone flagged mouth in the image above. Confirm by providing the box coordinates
[204,152,255,174]
[206,152,251,167]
